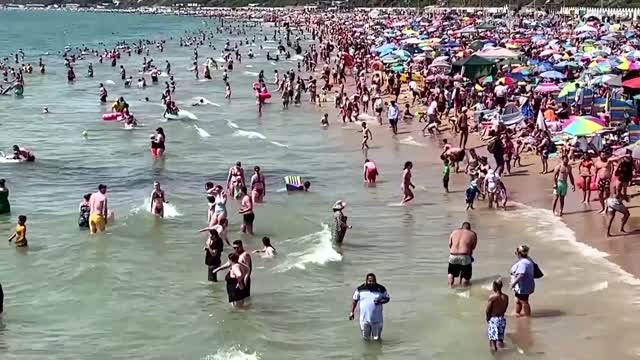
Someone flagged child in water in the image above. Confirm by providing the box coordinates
[465,180,479,210]
[442,157,451,193]
[8,215,28,247]
[253,237,276,257]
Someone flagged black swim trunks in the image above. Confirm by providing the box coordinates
[243,212,255,225]
[448,262,473,281]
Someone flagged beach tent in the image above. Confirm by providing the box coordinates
[451,55,496,80]
[629,124,640,144]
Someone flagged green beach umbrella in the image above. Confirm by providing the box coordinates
[558,81,584,97]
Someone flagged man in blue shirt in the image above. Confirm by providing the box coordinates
[349,273,390,341]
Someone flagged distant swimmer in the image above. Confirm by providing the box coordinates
[191,98,205,106]
[42,107,49,114]
[8,214,28,247]
[88,184,108,234]
[486,279,508,352]
[9,145,35,162]
[448,222,477,288]
[150,127,166,158]
[150,181,166,218]
[284,176,310,192]
[321,113,329,127]
[332,200,350,244]
[400,161,415,204]
[363,159,378,184]
[253,236,276,257]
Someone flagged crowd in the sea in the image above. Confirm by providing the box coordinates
[3,6,640,352]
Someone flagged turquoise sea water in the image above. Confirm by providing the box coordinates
[0,10,639,360]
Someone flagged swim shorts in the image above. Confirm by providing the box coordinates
[598,178,610,192]
[360,321,383,341]
[448,254,473,280]
[554,180,568,197]
[366,168,378,182]
[515,292,530,302]
[607,198,626,213]
[243,212,255,225]
[89,213,106,233]
[487,316,506,341]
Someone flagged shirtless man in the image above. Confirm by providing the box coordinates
[227,161,246,199]
[486,279,509,352]
[150,181,166,218]
[457,108,469,149]
[441,139,465,173]
[363,159,378,184]
[88,184,108,234]
[213,239,253,302]
[239,186,254,235]
[448,222,477,288]
[606,192,631,236]
[361,121,373,152]
[401,161,415,204]
[594,152,613,214]
[552,155,575,216]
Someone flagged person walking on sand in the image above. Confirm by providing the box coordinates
[457,107,469,149]
[387,100,399,135]
[486,279,509,352]
[349,273,390,341]
[594,151,613,214]
[401,161,415,204]
[448,222,477,288]
[579,153,593,204]
[552,155,575,217]
[606,192,631,237]
[510,245,536,317]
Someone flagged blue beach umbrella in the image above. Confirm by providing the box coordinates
[540,70,566,79]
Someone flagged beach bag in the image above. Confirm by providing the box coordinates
[533,262,544,279]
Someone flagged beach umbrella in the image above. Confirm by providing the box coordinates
[482,75,495,85]
[553,61,580,70]
[615,143,640,159]
[565,115,607,127]
[535,63,554,73]
[622,77,640,89]
[497,77,515,86]
[558,81,584,97]
[562,118,604,137]
[575,25,598,33]
[535,82,560,93]
[540,70,566,79]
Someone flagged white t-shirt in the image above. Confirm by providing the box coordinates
[409,81,417,91]
[427,101,438,115]
[495,85,507,97]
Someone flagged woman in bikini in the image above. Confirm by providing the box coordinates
[226,161,245,199]
[150,181,166,218]
[150,127,166,158]
[250,166,266,204]
[579,153,593,204]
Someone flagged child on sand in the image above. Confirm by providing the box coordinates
[8,215,28,247]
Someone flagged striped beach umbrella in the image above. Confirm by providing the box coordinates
[562,118,604,137]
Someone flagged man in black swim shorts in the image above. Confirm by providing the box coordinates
[239,186,255,235]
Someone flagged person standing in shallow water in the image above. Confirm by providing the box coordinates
[349,273,390,341]
[0,179,10,215]
[332,200,350,244]
[401,161,415,204]
[486,279,508,352]
[510,245,536,317]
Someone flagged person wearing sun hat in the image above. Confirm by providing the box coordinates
[332,200,351,244]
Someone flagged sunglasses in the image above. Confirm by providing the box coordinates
[233,246,240,250]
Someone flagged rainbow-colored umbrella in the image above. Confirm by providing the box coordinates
[562,117,604,136]
[565,115,606,127]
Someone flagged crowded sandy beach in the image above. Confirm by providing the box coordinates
[1,5,640,360]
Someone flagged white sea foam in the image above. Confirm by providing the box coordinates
[201,348,260,360]
[269,141,288,148]
[504,202,640,286]
[571,281,609,295]
[245,65,254,68]
[194,125,211,138]
[233,130,266,140]
[132,198,181,218]
[243,71,259,76]
[357,114,378,123]
[226,119,240,129]
[276,225,342,271]
[105,80,115,85]
[398,136,426,147]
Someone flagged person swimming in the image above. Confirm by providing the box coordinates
[10,145,35,162]
[253,236,276,257]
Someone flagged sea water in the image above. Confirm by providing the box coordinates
[0,10,639,360]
